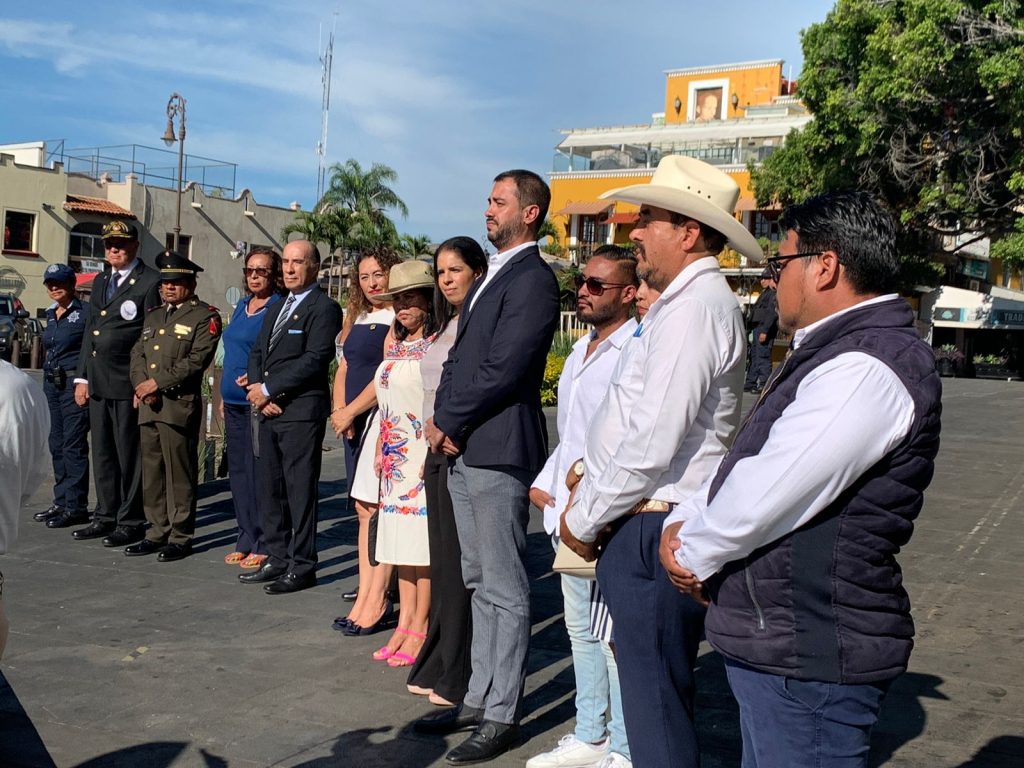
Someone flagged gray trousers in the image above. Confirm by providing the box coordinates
[447,456,532,725]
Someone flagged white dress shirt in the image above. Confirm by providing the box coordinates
[667,294,917,580]
[0,361,50,555]
[566,257,746,542]
[467,241,536,312]
[532,318,638,534]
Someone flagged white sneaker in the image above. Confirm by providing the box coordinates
[597,754,632,768]
[525,734,610,768]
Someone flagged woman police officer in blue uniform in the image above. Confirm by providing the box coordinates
[36,263,93,529]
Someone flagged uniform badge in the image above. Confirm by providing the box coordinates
[121,300,138,320]
[174,323,192,336]
[68,310,81,324]
[208,317,221,337]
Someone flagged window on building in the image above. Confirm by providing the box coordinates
[3,210,36,252]
[69,231,105,260]
[165,233,192,256]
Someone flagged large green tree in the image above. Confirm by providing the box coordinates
[752,0,1024,257]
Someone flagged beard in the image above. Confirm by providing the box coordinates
[488,218,528,252]
[577,300,619,326]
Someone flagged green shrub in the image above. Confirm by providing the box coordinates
[541,353,566,407]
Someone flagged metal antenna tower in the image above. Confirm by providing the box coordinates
[315,14,337,206]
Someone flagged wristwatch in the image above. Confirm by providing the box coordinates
[573,460,585,478]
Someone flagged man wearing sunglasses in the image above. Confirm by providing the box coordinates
[661,190,941,768]
[527,245,638,768]
[559,156,764,768]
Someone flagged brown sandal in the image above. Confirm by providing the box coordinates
[224,552,248,565]
[239,553,268,569]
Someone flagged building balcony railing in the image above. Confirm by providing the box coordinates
[553,142,778,173]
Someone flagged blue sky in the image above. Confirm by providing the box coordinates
[0,1,834,241]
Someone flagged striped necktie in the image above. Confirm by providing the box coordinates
[268,294,296,351]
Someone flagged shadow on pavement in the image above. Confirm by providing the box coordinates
[291,725,447,768]
[953,736,1024,767]
[72,742,192,767]
[0,671,55,768]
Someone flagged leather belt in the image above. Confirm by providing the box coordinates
[629,498,675,514]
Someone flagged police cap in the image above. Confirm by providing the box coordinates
[101,220,138,241]
[157,250,203,281]
[43,263,76,284]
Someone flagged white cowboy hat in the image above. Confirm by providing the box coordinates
[600,156,764,263]
[377,260,434,300]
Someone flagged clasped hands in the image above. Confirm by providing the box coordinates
[425,418,461,457]
[239,374,282,418]
[132,378,159,409]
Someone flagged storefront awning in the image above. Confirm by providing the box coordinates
[555,201,614,216]
[606,212,638,225]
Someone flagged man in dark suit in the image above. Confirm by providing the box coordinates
[125,251,221,562]
[418,170,560,764]
[744,268,778,393]
[239,240,342,594]
[72,220,161,546]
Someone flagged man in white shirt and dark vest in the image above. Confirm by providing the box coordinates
[660,190,942,768]
[559,156,764,768]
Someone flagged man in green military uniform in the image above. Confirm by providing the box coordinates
[125,250,222,562]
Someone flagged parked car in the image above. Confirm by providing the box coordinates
[0,293,40,367]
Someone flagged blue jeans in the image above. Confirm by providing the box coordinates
[554,538,629,759]
[724,657,891,768]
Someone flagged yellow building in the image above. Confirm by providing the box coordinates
[549,59,810,269]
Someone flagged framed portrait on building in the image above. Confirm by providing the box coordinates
[694,87,723,122]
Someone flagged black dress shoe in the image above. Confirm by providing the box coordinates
[46,511,91,529]
[264,572,316,595]
[332,616,354,631]
[238,562,288,584]
[125,539,164,557]
[445,721,520,764]
[340,600,394,636]
[414,703,484,735]
[34,504,64,522]
[157,543,193,562]
[342,587,358,602]
[102,527,145,547]
[72,521,116,541]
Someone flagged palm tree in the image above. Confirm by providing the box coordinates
[400,234,434,259]
[537,217,566,259]
[321,158,408,222]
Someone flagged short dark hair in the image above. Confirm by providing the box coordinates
[244,246,286,295]
[433,236,488,334]
[667,212,728,254]
[779,190,898,295]
[494,169,550,232]
[591,244,639,287]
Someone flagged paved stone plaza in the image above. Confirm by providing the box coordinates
[1,377,1022,767]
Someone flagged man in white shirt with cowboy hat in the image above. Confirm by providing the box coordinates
[560,156,763,767]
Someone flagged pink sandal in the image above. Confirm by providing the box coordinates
[386,629,426,668]
[373,628,411,661]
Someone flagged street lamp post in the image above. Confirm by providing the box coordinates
[162,93,187,253]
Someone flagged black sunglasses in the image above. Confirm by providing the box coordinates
[764,251,824,282]
[243,267,271,278]
[574,275,631,296]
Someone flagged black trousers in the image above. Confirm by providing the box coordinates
[89,395,145,529]
[257,417,326,579]
[44,381,90,514]
[407,452,473,701]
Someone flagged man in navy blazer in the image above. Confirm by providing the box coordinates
[419,170,559,764]
[240,240,342,594]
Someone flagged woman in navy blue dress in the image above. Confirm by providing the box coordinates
[37,264,93,529]
[219,247,284,570]
[330,248,402,633]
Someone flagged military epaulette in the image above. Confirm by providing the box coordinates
[207,305,219,312]
[148,305,163,313]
